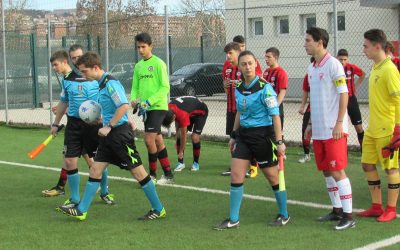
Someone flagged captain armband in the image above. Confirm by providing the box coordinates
[333,77,346,87]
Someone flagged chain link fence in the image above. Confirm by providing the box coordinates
[0,0,399,147]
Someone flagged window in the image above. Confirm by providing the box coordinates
[276,16,289,35]
[302,14,316,32]
[249,18,263,36]
[329,12,345,32]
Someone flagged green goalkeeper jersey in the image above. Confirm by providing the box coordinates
[130,55,170,111]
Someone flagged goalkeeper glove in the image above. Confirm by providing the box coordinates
[390,125,400,150]
[140,100,151,110]
[138,107,148,122]
[382,144,395,159]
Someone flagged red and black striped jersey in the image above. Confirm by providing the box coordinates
[343,63,363,97]
[168,96,208,128]
[262,66,288,95]
[302,74,310,112]
[392,57,400,72]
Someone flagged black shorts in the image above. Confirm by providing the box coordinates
[64,116,100,158]
[232,126,278,168]
[226,111,236,135]
[94,123,142,170]
[347,96,362,125]
[188,107,208,135]
[145,110,167,133]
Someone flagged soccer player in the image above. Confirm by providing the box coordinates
[42,45,114,205]
[59,52,166,221]
[337,49,366,150]
[385,42,400,71]
[263,47,288,129]
[162,96,208,171]
[304,27,355,230]
[298,57,314,164]
[214,50,288,230]
[49,50,114,209]
[130,32,173,185]
[221,42,259,178]
[357,29,400,222]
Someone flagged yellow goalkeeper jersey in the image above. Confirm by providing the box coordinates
[366,57,400,138]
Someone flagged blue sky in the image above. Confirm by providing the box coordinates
[25,0,177,11]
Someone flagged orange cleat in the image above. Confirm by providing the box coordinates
[376,210,397,222]
[357,206,384,218]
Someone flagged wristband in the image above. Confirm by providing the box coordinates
[275,140,284,145]
[52,123,59,128]
[107,123,114,129]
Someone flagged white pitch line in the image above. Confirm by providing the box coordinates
[2,160,400,249]
[353,235,400,250]
[0,160,358,211]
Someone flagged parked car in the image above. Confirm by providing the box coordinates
[169,63,224,97]
[110,63,135,90]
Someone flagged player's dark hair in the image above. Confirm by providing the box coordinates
[224,42,241,53]
[238,50,256,63]
[69,44,83,53]
[385,41,394,54]
[306,27,329,49]
[364,29,387,48]
[265,47,280,59]
[50,50,69,62]
[135,32,152,45]
[337,49,349,57]
[76,52,102,69]
[162,110,175,128]
[233,35,245,44]
[310,57,315,63]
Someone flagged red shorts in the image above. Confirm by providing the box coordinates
[313,136,348,171]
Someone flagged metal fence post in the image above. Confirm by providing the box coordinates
[104,0,109,71]
[1,0,8,124]
[333,0,338,54]
[244,0,247,43]
[168,35,172,74]
[87,33,92,51]
[165,5,170,75]
[47,18,53,124]
[200,35,204,63]
[97,36,101,55]
[61,36,66,49]
[30,33,39,108]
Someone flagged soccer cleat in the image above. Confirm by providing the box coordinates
[317,211,342,222]
[191,162,200,171]
[138,207,166,220]
[245,172,250,178]
[270,214,290,226]
[157,175,174,185]
[221,168,231,176]
[100,193,116,205]
[334,218,356,230]
[42,186,65,197]
[249,165,258,178]
[56,198,78,212]
[213,219,240,230]
[357,206,384,218]
[376,210,397,222]
[298,154,311,163]
[174,162,186,172]
[59,206,87,221]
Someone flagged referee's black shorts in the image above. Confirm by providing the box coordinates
[347,96,362,126]
[63,116,100,158]
[232,126,278,168]
[94,123,142,170]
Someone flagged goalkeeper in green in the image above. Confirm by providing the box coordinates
[130,32,174,184]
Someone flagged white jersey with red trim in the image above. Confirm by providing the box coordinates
[307,53,348,140]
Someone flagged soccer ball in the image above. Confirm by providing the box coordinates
[79,100,101,123]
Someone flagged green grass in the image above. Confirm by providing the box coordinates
[0,125,399,249]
